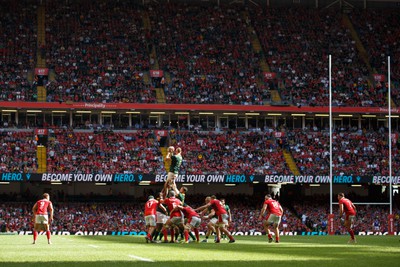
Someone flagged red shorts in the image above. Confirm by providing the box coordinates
[346,213,356,221]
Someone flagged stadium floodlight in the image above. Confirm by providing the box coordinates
[315,114,329,117]
[223,112,238,115]
[150,111,165,115]
[52,110,67,113]
[245,112,260,116]
[175,112,190,115]
[224,184,236,187]
[267,113,282,116]
[199,112,214,115]
[362,114,376,118]
[291,113,306,116]
[27,110,42,113]
[338,114,353,117]
[1,109,17,112]
[182,183,193,186]
[0,182,10,184]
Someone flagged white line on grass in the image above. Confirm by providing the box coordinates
[88,244,100,248]
[128,254,155,262]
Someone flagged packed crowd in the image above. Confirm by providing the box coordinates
[252,8,381,107]
[172,130,289,175]
[147,4,270,105]
[2,1,398,106]
[0,1,37,102]
[286,127,400,176]
[349,9,400,105]
[0,131,38,173]
[43,0,154,103]
[1,127,400,176]
[46,129,164,174]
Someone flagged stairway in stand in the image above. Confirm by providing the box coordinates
[283,149,300,176]
[243,11,281,104]
[36,5,47,102]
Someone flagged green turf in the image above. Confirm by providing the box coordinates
[0,235,399,267]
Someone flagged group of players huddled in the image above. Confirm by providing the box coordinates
[143,146,288,244]
[143,146,236,243]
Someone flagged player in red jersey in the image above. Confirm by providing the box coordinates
[160,190,183,243]
[172,205,201,243]
[259,194,283,243]
[196,196,235,243]
[144,195,166,243]
[199,207,217,242]
[338,192,357,243]
[32,193,54,244]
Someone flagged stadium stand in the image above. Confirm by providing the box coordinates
[43,0,155,103]
[286,128,400,176]
[46,129,164,174]
[252,8,379,107]
[0,1,37,102]
[147,4,269,105]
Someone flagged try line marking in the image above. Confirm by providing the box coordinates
[128,254,155,262]
[88,244,99,248]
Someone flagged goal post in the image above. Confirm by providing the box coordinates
[327,56,395,236]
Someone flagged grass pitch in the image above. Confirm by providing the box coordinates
[0,235,399,267]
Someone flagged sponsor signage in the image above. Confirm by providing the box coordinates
[150,70,164,77]
[373,74,385,82]
[15,230,399,236]
[263,72,277,80]
[34,68,49,75]
[2,173,400,185]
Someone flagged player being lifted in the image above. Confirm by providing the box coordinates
[163,146,183,194]
[196,195,235,243]
[338,192,357,243]
[32,193,54,244]
[259,194,283,243]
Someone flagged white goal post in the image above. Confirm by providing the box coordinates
[328,56,395,235]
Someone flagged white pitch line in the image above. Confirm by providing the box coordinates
[88,244,99,248]
[128,254,155,262]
